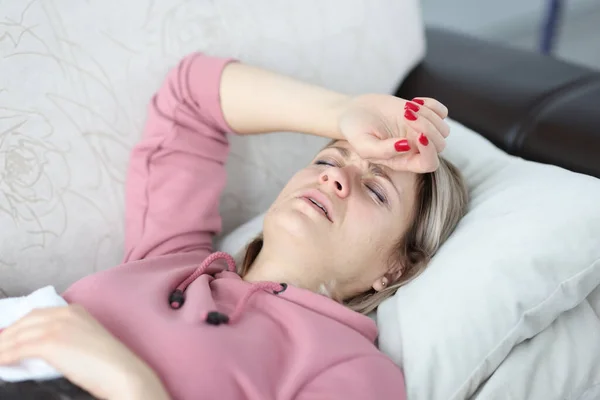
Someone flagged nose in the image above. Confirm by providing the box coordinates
[319,167,350,198]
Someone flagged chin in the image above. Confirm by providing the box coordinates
[264,205,327,247]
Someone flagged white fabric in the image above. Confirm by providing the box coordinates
[472,286,600,400]
[215,119,600,400]
[0,286,67,382]
[0,0,425,297]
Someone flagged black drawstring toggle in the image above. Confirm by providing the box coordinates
[205,311,230,325]
[273,283,288,294]
[169,289,185,309]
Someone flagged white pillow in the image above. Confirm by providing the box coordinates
[216,119,600,400]
[472,286,600,399]
[378,120,600,400]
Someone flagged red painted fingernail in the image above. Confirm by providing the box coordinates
[419,133,429,146]
[412,98,425,105]
[404,102,420,112]
[404,109,417,121]
[395,139,411,152]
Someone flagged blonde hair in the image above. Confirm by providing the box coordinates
[237,150,469,315]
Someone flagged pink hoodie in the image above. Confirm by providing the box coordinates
[61,53,407,400]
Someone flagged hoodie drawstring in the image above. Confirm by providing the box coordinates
[168,252,287,326]
[203,281,287,325]
[169,251,236,309]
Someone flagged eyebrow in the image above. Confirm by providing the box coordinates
[325,146,401,199]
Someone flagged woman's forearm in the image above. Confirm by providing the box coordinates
[124,364,172,400]
[220,62,348,139]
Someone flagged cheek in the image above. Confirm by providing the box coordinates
[350,210,375,231]
[274,169,315,201]
[345,203,399,246]
[349,196,383,224]
[342,204,382,244]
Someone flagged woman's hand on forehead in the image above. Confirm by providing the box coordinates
[338,95,450,173]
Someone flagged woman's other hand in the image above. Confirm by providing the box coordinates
[0,304,170,400]
[338,95,450,173]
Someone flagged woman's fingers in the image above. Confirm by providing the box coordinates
[411,132,440,173]
[373,129,440,173]
[340,94,450,163]
[402,107,447,153]
[405,100,450,138]
[0,307,84,354]
[0,328,55,365]
[0,308,59,339]
[0,308,65,364]
[352,103,448,162]
[411,97,449,120]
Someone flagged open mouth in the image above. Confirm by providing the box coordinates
[301,196,332,222]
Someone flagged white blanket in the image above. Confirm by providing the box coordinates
[0,286,67,382]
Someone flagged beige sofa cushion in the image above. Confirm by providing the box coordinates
[0,0,425,296]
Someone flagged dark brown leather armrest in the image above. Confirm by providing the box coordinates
[396,27,600,178]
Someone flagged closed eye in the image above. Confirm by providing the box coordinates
[314,159,336,167]
[366,183,386,203]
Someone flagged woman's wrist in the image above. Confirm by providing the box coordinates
[315,94,349,140]
[220,62,349,140]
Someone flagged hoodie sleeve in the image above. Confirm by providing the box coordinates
[123,53,237,262]
[297,356,407,400]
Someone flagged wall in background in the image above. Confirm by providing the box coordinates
[421,0,600,70]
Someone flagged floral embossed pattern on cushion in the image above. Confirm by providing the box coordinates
[0,0,425,295]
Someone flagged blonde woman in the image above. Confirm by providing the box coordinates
[0,54,468,400]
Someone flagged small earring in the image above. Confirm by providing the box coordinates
[381,280,386,287]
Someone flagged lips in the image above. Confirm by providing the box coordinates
[302,197,330,220]
[297,189,334,223]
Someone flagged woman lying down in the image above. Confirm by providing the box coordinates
[0,54,468,400]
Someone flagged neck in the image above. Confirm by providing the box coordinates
[242,245,337,298]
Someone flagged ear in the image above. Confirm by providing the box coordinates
[372,263,404,292]
[372,276,388,292]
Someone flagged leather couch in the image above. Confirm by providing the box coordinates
[396,28,600,179]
